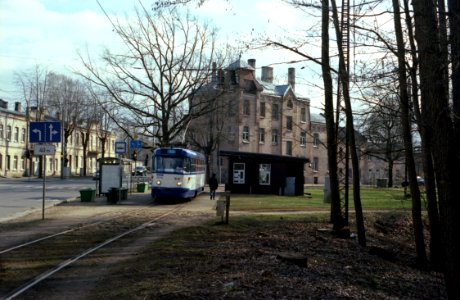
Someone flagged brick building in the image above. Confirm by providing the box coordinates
[188,58,311,193]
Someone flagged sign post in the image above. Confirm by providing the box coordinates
[29,121,61,220]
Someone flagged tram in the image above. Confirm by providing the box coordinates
[151,148,206,199]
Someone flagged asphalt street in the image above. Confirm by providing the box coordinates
[0,176,98,222]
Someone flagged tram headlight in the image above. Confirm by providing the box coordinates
[176,181,182,186]
[156,180,161,185]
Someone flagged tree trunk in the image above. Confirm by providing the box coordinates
[321,0,345,231]
[402,0,442,269]
[330,0,366,246]
[393,0,427,268]
[387,158,394,188]
[412,0,460,296]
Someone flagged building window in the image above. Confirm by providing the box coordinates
[286,116,293,130]
[228,126,235,142]
[313,133,320,147]
[260,102,265,117]
[243,100,250,115]
[259,164,271,185]
[272,103,279,120]
[312,157,319,172]
[242,126,249,142]
[286,141,293,155]
[300,131,306,146]
[259,128,265,143]
[0,124,3,139]
[272,129,278,145]
[300,107,306,122]
[6,125,11,140]
[21,128,26,143]
[227,99,236,116]
[14,127,19,142]
[21,158,25,170]
[233,163,245,184]
[287,99,293,109]
[0,153,2,169]
[13,156,18,170]
[6,155,11,170]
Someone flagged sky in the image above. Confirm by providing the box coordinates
[0,0,324,111]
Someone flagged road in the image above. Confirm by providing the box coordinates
[0,176,98,222]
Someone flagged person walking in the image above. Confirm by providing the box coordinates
[209,173,218,200]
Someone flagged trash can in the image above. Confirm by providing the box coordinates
[107,187,120,204]
[376,178,388,188]
[137,183,148,193]
[120,187,128,200]
[80,188,96,202]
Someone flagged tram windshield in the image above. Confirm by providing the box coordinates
[154,156,191,174]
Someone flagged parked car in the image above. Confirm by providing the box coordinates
[401,176,425,187]
[133,166,147,176]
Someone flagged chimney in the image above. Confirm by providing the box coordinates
[218,69,225,86]
[248,59,256,69]
[212,62,217,83]
[0,99,7,109]
[288,67,295,91]
[261,66,273,83]
[14,101,22,112]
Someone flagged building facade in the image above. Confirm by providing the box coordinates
[189,59,311,188]
[188,58,409,188]
[0,99,118,178]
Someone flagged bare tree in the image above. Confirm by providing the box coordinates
[412,0,460,296]
[320,0,346,232]
[186,76,227,180]
[15,65,51,177]
[46,73,86,178]
[79,89,100,177]
[79,5,226,147]
[392,0,427,267]
[360,91,405,188]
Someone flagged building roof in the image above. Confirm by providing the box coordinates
[226,59,255,71]
[258,81,290,97]
[310,113,325,123]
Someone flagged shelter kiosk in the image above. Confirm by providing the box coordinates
[219,151,309,196]
[98,157,133,196]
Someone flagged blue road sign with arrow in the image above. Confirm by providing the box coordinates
[29,121,61,143]
[131,140,142,149]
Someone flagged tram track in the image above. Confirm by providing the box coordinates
[0,203,188,299]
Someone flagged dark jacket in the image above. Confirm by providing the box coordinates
[209,176,218,191]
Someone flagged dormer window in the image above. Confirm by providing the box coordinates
[287,99,293,109]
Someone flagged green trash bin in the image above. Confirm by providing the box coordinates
[107,187,120,204]
[120,187,128,200]
[137,183,148,193]
[80,189,96,202]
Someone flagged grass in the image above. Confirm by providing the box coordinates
[226,187,416,211]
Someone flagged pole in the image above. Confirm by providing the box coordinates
[42,154,46,220]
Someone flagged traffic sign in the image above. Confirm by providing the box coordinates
[29,121,61,143]
[34,144,56,155]
[131,140,142,149]
[115,141,127,154]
